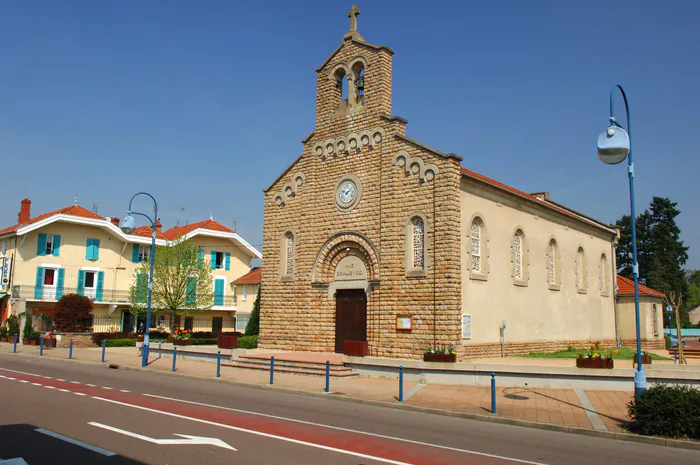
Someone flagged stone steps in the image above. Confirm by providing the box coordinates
[223,356,358,378]
[667,349,700,359]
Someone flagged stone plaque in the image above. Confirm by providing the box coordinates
[334,255,367,281]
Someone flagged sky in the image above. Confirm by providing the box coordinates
[1,1,698,268]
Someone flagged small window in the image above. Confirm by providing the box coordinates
[214,252,225,270]
[45,235,55,255]
[139,246,149,263]
[470,219,482,273]
[242,286,248,301]
[85,271,96,289]
[281,232,295,279]
[158,315,166,328]
[512,229,527,285]
[599,254,608,294]
[462,314,471,339]
[412,218,424,269]
[236,314,250,332]
[652,304,659,336]
[44,269,56,286]
[576,247,587,292]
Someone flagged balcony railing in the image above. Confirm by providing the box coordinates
[12,286,131,304]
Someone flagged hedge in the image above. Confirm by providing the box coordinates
[627,384,700,439]
[105,338,137,347]
[238,335,258,349]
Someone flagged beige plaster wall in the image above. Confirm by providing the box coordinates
[460,180,618,346]
[233,284,259,314]
[617,296,664,341]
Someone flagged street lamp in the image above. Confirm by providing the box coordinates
[121,192,158,368]
[597,84,645,397]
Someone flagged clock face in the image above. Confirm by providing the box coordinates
[339,181,356,204]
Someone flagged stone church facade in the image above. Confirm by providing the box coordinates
[259,8,663,359]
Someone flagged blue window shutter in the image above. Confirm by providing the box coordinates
[225,252,231,271]
[85,239,92,260]
[77,270,86,295]
[37,234,47,256]
[186,277,196,306]
[211,251,216,270]
[132,244,140,263]
[198,249,204,267]
[53,235,61,257]
[96,271,104,302]
[214,280,224,306]
[56,268,65,299]
[34,267,44,299]
[93,239,100,261]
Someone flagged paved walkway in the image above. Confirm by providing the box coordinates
[0,343,636,433]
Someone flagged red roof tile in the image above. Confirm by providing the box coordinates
[0,205,104,236]
[162,219,234,240]
[232,267,261,285]
[130,225,167,240]
[616,275,665,297]
[460,167,613,233]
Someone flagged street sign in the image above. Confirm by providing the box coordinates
[88,422,236,451]
[0,257,11,291]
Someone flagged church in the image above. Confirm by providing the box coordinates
[259,7,660,359]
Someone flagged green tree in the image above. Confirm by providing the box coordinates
[245,287,260,336]
[54,294,93,332]
[129,236,214,329]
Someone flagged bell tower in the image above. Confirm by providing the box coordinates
[314,5,395,132]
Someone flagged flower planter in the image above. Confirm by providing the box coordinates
[423,353,457,363]
[45,338,57,348]
[29,339,39,346]
[22,338,30,345]
[0,337,8,343]
[577,358,613,369]
[137,335,145,342]
[218,335,238,349]
[636,355,652,365]
[171,339,192,346]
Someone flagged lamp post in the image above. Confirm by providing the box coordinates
[121,192,158,368]
[597,84,645,397]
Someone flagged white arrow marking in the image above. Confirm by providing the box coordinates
[88,422,236,451]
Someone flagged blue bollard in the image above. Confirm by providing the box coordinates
[674,349,677,364]
[101,340,106,363]
[40,336,45,356]
[399,366,404,402]
[13,334,18,353]
[172,346,177,372]
[324,360,330,393]
[491,372,497,414]
[69,339,73,359]
[217,351,221,378]
[270,356,275,385]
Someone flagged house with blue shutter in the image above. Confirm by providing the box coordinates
[0,199,261,337]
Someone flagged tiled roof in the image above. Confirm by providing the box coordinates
[459,167,614,234]
[232,267,261,285]
[616,275,665,297]
[162,219,234,240]
[130,225,167,240]
[0,205,104,236]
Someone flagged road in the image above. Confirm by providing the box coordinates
[0,353,698,464]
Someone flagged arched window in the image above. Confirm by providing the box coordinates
[470,219,482,273]
[512,229,528,285]
[351,60,365,106]
[599,253,608,294]
[280,231,295,280]
[468,217,488,280]
[576,247,586,292]
[547,239,559,289]
[405,215,427,277]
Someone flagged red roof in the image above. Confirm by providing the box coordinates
[460,167,613,233]
[0,205,104,236]
[162,219,234,240]
[616,275,665,297]
[232,267,261,285]
[130,225,167,240]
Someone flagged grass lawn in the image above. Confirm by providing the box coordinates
[526,347,670,360]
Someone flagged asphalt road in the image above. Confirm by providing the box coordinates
[0,353,698,465]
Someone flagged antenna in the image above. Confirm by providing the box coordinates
[73,193,79,206]
[92,202,99,214]
[233,220,237,232]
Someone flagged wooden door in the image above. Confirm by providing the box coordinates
[335,289,367,353]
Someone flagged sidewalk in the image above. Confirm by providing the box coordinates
[0,343,632,434]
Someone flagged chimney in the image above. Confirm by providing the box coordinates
[155,218,162,234]
[18,199,31,224]
[110,217,120,227]
[531,192,550,201]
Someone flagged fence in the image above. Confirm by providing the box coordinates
[92,314,237,334]
[664,328,700,337]
[12,285,130,304]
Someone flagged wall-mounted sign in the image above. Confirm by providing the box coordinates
[0,258,11,291]
[334,255,367,281]
[396,315,412,331]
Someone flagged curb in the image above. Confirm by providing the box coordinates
[4,351,700,452]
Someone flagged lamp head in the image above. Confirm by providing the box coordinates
[597,124,630,165]
[121,213,135,234]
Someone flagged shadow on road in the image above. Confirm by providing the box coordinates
[0,424,147,465]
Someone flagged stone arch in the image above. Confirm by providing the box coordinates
[312,232,380,284]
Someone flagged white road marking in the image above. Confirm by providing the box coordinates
[88,422,236,451]
[35,428,116,456]
[59,389,71,393]
[31,383,42,386]
[71,381,81,384]
[120,389,130,393]
[44,386,56,390]
[86,384,96,387]
[74,393,86,396]
[19,380,28,383]
[6,377,16,380]
[144,393,545,464]
[57,378,65,381]
[96,397,544,465]
[102,386,113,390]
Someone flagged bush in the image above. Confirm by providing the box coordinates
[54,294,93,332]
[7,315,20,337]
[22,316,33,339]
[664,334,672,350]
[245,288,260,336]
[627,384,700,438]
[191,338,218,345]
[92,332,137,346]
[238,335,258,349]
[105,338,137,347]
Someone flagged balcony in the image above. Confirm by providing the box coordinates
[12,286,131,304]
[212,295,237,309]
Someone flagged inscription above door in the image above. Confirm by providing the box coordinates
[334,255,367,281]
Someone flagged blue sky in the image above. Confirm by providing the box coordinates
[1,1,698,268]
